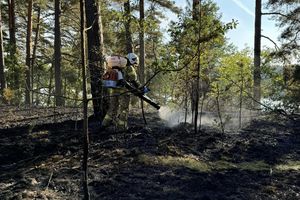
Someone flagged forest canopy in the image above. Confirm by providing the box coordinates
[0,0,299,119]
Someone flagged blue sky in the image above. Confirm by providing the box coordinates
[213,0,279,50]
[164,0,280,50]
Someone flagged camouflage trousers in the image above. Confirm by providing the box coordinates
[102,88,130,131]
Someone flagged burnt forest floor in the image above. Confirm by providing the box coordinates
[0,106,300,200]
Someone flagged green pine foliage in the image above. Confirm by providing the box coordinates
[0,0,298,114]
[265,0,300,112]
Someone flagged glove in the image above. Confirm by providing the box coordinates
[116,79,126,87]
[141,86,150,94]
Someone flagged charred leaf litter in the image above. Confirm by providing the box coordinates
[0,108,299,199]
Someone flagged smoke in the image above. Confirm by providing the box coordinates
[158,106,217,128]
[158,106,188,127]
[158,106,257,130]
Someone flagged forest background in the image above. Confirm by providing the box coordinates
[0,0,299,131]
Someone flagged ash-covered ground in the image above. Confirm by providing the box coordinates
[0,107,299,200]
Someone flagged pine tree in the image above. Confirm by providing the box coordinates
[139,0,145,84]
[265,0,300,111]
[253,0,261,109]
[7,0,19,90]
[25,0,33,106]
[124,0,133,53]
[266,0,300,55]
[85,0,106,119]
[0,3,5,97]
[54,0,64,106]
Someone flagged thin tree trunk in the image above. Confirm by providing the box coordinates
[253,0,261,109]
[0,4,6,97]
[25,0,33,106]
[194,49,200,134]
[124,0,133,53]
[216,84,224,134]
[193,0,200,134]
[64,77,67,103]
[8,0,16,53]
[31,6,41,105]
[80,0,89,199]
[8,0,19,90]
[193,0,199,20]
[54,0,63,106]
[47,67,53,106]
[239,62,244,129]
[184,66,188,123]
[35,75,40,105]
[199,94,205,131]
[139,0,145,84]
[85,0,106,119]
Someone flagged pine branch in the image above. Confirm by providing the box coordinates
[261,35,279,50]
[261,12,288,17]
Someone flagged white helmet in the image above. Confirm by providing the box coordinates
[127,53,139,65]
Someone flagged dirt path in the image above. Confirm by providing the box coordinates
[0,109,299,199]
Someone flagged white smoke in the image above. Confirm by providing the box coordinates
[158,106,217,127]
[158,106,258,130]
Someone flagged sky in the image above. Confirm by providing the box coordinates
[164,0,281,50]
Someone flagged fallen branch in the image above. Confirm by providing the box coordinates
[45,171,54,190]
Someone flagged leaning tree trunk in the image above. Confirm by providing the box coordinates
[0,4,6,96]
[85,0,106,119]
[124,0,133,53]
[253,0,261,109]
[54,0,64,106]
[139,0,145,84]
[25,0,33,106]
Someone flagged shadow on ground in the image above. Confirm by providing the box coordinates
[0,110,299,199]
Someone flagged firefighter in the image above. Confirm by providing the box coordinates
[102,53,140,131]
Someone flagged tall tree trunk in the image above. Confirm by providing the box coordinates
[8,0,16,52]
[54,0,64,106]
[253,0,261,109]
[124,0,133,53]
[239,62,244,129]
[85,0,106,119]
[32,6,41,105]
[139,0,145,84]
[192,0,199,20]
[25,0,33,106]
[8,0,18,90]
[80,0,89,199]
[47,66,53,106]
[192,0,200,134]
[35,75,40,105]
[184,64,188,123]
[0,4,6,96]
[216,83,224,134]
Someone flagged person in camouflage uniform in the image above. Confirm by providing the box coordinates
[102,53,139,131]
